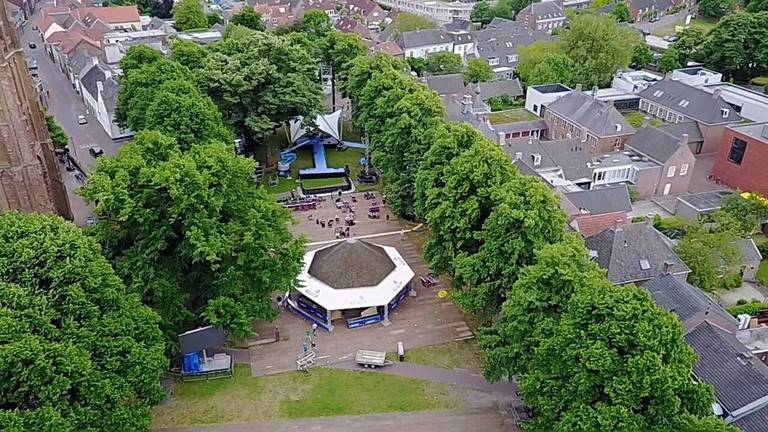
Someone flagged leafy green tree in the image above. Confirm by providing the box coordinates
[452,176,565,316]
[480,234,606,381]
[45,115,68,150]
[698,0,737,18]
[0,212,166,431]
[674,224,741,292]
[471,0,495,25]
[414,123,481,220]
[713,193,768,237]
[173,0,208,31]
[631,42,654,68]
[207,11,223,26]
[407,56,429,77]
[423,139,518,274]
[426,51,463,75]
[320,31,367,108]
[116,57,193,130]
[143,80,234,150]
[747,0,768,12]
[493,0,532,19]
[464,58,493,83]
[119,45,165,77]
[389,12,436,37]
[613,0,632,22]
[79,131,303,348]
[592,0,611,7]
[702,12,768,81]
[516,40,563,84]
[671,27,706,65]
[374,87,446,218]
[196,29,323,145]
[521,283,716,432]
[170,38,209,71]
[295,9,333,36]
[527,53,576,86]
[561,13,641,86]
[659,47,683,73]
[229,7,265,31]
[679,415,742,432]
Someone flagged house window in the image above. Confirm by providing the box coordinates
[488,57,499,65]
[667,165,676,177]
[728,138,747,165]
[679,163,689,176]
[506,54,517,63]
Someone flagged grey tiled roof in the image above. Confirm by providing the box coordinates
[102,77,120,114]
[308,240,395,289]
[585,223,690,284]
[547,90,635,137]
[471,79,524,99]
[502,137,593,180]
[443,19,470,33]
[685,321,768,414]
[642,274,736,325]
[732,404,768,432]
[638,79,742,125]
[424,73,465,96]
[658,121,703,143]
[399,29,450,48]
[80,63,106,98]
[628,125,684,163]
[735,239,763,264]
[520,0,565,19]
[563,185,632,215]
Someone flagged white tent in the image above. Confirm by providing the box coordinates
[288,110,342,144]
[296,242,415,311]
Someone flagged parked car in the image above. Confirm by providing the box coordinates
[77,115,87,125]
[28,42,36,49]
[649,15,661,23]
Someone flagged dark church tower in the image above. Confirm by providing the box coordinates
[1,0,71,218]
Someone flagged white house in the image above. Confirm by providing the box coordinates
[79,63,132,139]
[398,29,454,58]
[376,0,474,24]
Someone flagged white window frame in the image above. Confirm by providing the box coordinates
[679,163,689,176]
[667,165,676,177]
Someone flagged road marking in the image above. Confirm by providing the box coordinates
[78,143,99,150]
[388,329,406,335]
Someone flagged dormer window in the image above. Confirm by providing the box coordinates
[721,108,730,118]
[532,153,541,166]
[653,90,664,97]
[488,57,499,66]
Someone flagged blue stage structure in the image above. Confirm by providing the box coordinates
[298,136,346,176]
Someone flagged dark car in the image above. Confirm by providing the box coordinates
[28,42,36,49]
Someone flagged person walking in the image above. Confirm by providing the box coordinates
[311,322,318,337]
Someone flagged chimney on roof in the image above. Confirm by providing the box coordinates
[575,83,582,92]
[713,88,722,100]
[679,133,689,147]
[663,261,674,275]
[461,94,472,114]
[641,116,650,128]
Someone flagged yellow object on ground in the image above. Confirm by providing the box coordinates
[437,290,449,299]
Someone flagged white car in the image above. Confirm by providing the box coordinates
[77,115,87,125]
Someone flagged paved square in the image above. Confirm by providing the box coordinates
[247,193,471,376]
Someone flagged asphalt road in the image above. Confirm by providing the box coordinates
[17,9,129,224]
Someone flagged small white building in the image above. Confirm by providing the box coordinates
[670,66,723,87]
[398,29,454,58]
[79,63,132,139]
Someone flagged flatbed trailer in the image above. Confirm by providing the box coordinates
[355,350,393,368]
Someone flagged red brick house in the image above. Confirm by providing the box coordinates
[711,122,768,196]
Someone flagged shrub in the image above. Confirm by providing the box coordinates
[728,300,768,317]
[757,241,768,258]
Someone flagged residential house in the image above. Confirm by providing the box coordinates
[562,185,633,237]
[627,0,676,22]
[176,30,222,44]
[701,83,768,123]
[398,29,453,58]
[79,6,141,31]
[712,123,768,196]
[336,16,372,39]
[671,66,723,87]
[544,87,636,154]
[643,274,768,431]
[443,19,473,57]
[254,3,298,29]
[374,0,473,24]
[515,0,566,33]
[611,69,664,94]
[305,0,338,19]
[424,73,465,96]
[103,29,168,65]
[561,0,591,10]
[346,0,385,27]
[626,124,696,196]
[79,63,131,139]
[585,222,691,285]
[474,29,552,80]
[469,79,524,101]
[637,79,743,155]
[675,190,732,220]
[368,40,404,58]
[657,121,705,156]
[526,82,640,116]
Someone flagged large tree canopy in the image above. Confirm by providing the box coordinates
[0,213,166,431]
[522,284,716,432]
[173,0,208,31]
[230,7,266,31]
[701,12,768,81]
[194,29,323,143]
[79,131,304,347]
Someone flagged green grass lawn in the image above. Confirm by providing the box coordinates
[651,16,719,37]
[386,340,483,373]
[757,260,768,286]
[301,177,347,189]
[488,109,538,125]
[153,365,460,428]
[624,112,661,128]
